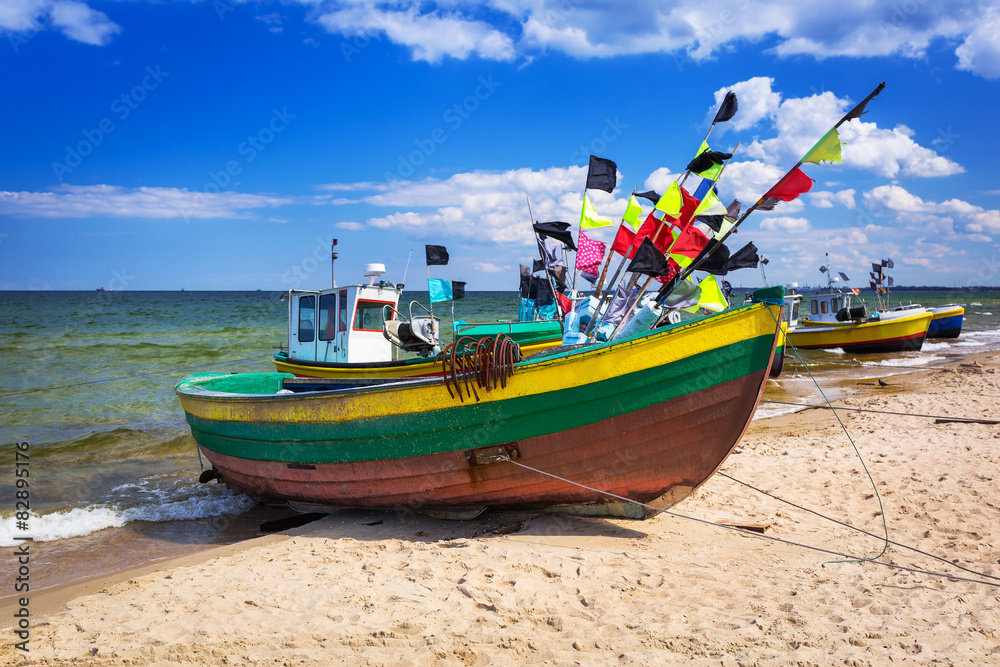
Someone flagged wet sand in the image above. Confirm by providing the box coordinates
[3,351,999,665]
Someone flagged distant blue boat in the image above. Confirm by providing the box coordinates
[927,305,964,338]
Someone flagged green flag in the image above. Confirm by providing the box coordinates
[802,127,844,164]
[580,194,614,229]
[654,181,682,216]
[623,194,644,230]
[692,275,729,313]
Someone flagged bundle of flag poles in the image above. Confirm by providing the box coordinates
[508,81,887,342]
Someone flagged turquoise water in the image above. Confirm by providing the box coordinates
[1,288,998,589]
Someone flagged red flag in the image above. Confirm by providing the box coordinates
[763,167,815,202]
[629,212,675,254]
[554,290,572,315]
[662,186,701,230]
[611,223,637,257]
[669,224,710,259]
[575,231,606,272]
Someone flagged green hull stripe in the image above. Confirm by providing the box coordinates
[188,333,773,464]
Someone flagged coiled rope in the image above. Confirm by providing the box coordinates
[436,335,521,402]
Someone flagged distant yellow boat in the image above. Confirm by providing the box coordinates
[788,289,932,353]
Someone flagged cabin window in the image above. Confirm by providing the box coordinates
[820,301,829,314]
[831,297,841,312]
[298,295,315,342]
[790,301,799,322]
[339,291,348,332]
[353,300,392,332]
[811,301,818,316]
[319,294,338,340]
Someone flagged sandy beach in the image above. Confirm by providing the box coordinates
[4,351,1000,665]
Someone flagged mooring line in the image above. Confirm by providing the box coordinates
[760,399,999,424]
[717,472,1000,582]
[498,456,1000,589]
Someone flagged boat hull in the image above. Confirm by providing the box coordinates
[177,295,782,513]
[927,306,964,339]
[787,310,933,354]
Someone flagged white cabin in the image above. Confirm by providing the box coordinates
[802,290,864,324]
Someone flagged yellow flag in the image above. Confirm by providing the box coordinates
[691,141,725,179]
[622,194,644,230]
[694,188,728,217]
[802,127,843,164]
[580,194,613,229]
[654,181,682,216]
[694,275,729,312]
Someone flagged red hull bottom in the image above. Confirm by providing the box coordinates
[200,370,769,515]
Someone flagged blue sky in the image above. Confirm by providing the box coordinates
[2,0,999,291]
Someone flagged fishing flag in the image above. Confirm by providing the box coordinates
[654,181,684,217]
[763,167,815,202]
[713,90,738,123]
[687,142,732,180]
[839,272,850,282]
[627,237,672,278]
[534,278,554,307]
[668,224,710,260]
[870,281,877,290]
[554,290,572,315]
[428,278,453,303]
[696,240,731,275]
[425,244,449,266]
[610,223,637,258]
[533,221,577,250]
[714,241,759,274]
[695,275,729,312]
[871,262,882,278]
[586,155,617,193]
[756,197,781,211]
[635,190,661,205]
[540,238,564,270]
[519,265,531,297]
[623,194,645,230]
[888,276,894,287]
[581,194,614,229]
[693,187,729,217]
[575,231,606,274]
[843,82,886,122]
[887,258,895,268]
[802,128,843,165]
[451,281,466,300]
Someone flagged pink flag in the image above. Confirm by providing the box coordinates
[575,231,606,274]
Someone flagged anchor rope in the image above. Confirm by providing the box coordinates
[764,303,890,566]
[717,471,1000,582]
[760,399,999,423]
[498,455,1000,589]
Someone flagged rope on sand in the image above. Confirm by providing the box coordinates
[498,456,1000,589]
[760,399,1000,424]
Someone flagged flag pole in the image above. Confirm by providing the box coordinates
[594,187,636,298]
[679,90,736,189]
[656,82,886,315]
[526,196,564,323]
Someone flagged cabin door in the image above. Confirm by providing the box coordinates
[289,292,319,361]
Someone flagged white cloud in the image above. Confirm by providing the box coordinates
[1,0,120,46]
[316,4,515,63]
[863,184,1000,235]
[759,216,811,232]
[707,77,781,132]
[955,9,1000,79]
[335,221,365,230]
[0,185,293,220]
[809,189,856,210]
[473,262,508,273]
[282,1,999,80]
[643,168,679,195]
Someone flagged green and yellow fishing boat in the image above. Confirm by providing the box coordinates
[177,288,783,518]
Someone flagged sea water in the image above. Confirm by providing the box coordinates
[1,288,998,590]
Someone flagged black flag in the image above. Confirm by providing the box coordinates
[871,262,882,278]
[425,244,449,266]
[519,265,531,297]
[713,91,738,123]
[533,221,577,250]
[699,240,731,275]
[586,155,617,193]
[843,82,885,122]
[723,242,759,273]
[451,281,466,300]
[626,237,672,277]
[687,150,733,175]
[635,190,661,204]
[888,276,894,287]
[531,259,545,274]
[839,272,850,283]
[756,197,780,211]
[887,258,894,269]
